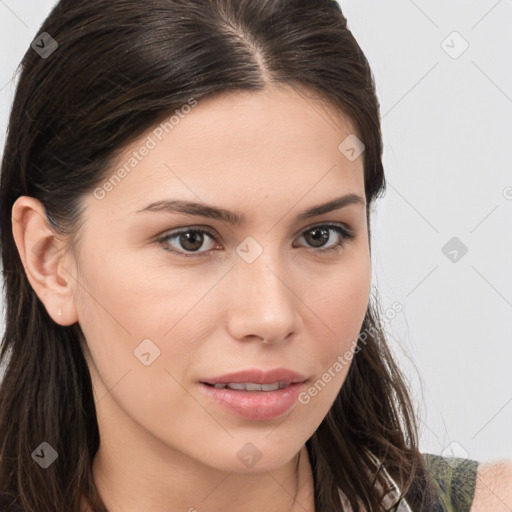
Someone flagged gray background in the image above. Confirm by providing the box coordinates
[1,0,511,464]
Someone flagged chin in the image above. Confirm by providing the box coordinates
[200,437,306,474]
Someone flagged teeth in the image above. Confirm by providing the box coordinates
[245,382,264,391]
[260,383,280,391]
[211,381,288,391]
[229,382,250,390]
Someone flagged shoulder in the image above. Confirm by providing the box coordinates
[470,459,512,512]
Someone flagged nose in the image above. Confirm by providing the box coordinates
[226,249,300,345]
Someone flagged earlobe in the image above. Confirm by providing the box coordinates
[11,195,79,326]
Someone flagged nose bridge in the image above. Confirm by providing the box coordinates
[228,238,299,342]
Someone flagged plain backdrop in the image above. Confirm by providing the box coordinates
[0,0,511,465]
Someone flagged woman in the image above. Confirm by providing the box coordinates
[0,0,510,510]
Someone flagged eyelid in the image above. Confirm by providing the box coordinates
[155,221,355,256]
[155,221,353,240]
[294,221,354,238]
[154,224,221,244]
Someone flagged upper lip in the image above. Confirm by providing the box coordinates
[201,368,306,386]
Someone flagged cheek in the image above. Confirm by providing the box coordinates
[74,255,200,444]
[73,251,215,410]
[306,256,371,349]
[74,248,194,347]
[297,256,370,408]
[72,254,173,402]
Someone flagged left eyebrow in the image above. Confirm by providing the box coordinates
[296,193,365,219]
[135,193,365,226]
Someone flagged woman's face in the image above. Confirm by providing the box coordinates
[70,84,371,473]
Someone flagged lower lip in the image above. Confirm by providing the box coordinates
[199,382,306,421]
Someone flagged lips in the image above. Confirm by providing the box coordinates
[200,368,307,388]
[199,368,308,420]
[199,380,306,421]
[209,382,289,391]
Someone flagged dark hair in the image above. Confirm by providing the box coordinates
[0,0,437,510]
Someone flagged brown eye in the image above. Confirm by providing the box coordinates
[177,231,206,252]
[303,226,330,248]
[296,224,354,252]
[158,228,218,256]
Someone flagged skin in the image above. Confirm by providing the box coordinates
[471,461,512,512]
[12,84,372,512]
[11,83,512,511]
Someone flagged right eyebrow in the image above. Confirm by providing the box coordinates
[135,193,365,226]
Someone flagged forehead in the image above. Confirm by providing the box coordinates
[85,84,365,218]
[164,84,359,158]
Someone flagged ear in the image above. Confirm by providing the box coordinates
[11,196,79,326]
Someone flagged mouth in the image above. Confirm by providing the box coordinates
[201,381,291,391]
[198,368,307,420]
[200,367,306,389]
[199,381,306,421]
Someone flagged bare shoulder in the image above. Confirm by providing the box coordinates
[470,459,512,512]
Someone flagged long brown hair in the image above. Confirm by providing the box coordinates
[0,1,437,510]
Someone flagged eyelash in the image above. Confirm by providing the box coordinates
[156,223,355,258]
